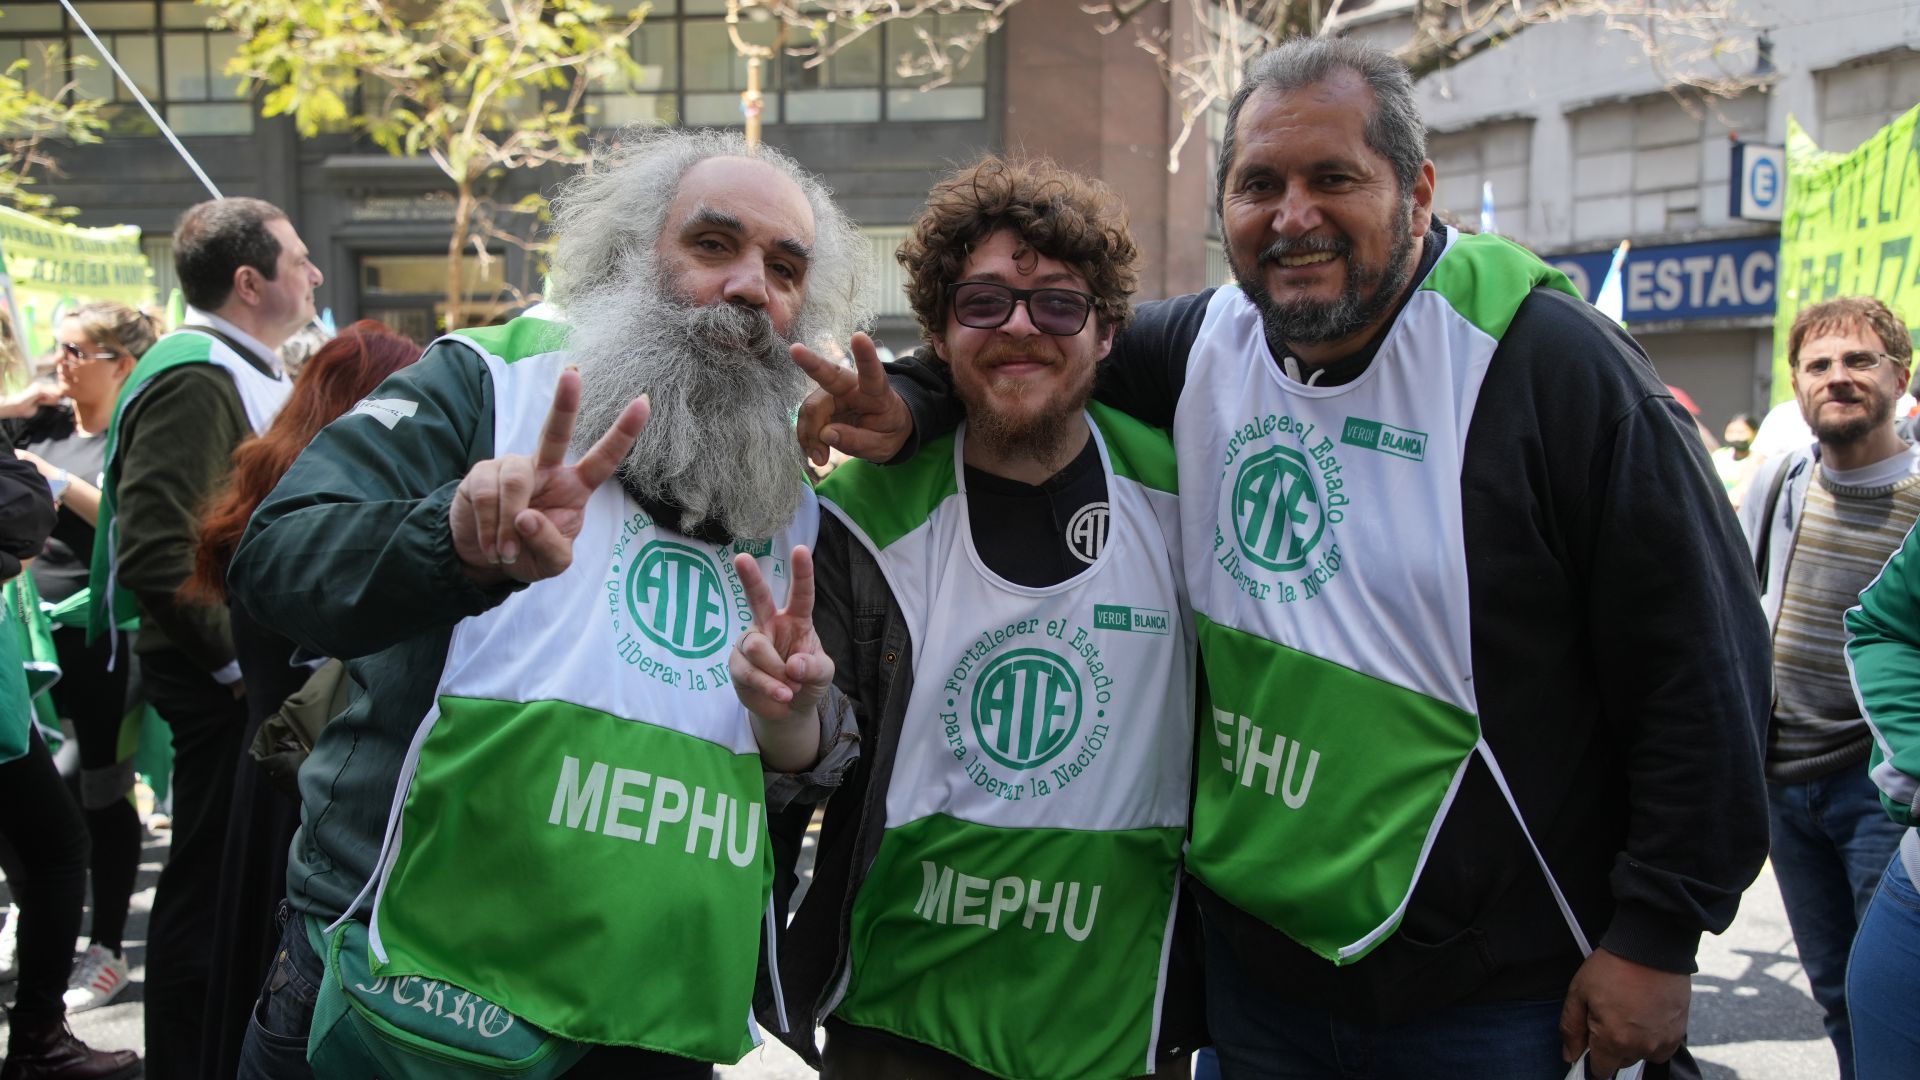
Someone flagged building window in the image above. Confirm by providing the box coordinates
[1567,93,1767,243]
[588,5,989,130]
[784,24,880,124]
[1428,120,1532,242]
[880,13,987,122]
[1817,53,1920,154]
[591,17,680,126]
[359,252,512,340]
[680,16,783,126]
[0,1,253,137]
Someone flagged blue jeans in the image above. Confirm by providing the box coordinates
[1847,848,1920,1080]
[1766,767,1907,1080]
[1203,924,1566,1079]
[234,906,323,1080]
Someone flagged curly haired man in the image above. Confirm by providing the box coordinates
[735,155,1204,1079]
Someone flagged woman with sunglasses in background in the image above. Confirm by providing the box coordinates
[0,300,159,1017]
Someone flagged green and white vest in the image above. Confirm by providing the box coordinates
[86,323,290,641]
[1178,229,1591,964]
[340,318,816,1063]
[819,406,1194,1080]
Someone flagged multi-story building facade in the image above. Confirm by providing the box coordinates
[2,0,1219,351]
[1345,0,1920,424]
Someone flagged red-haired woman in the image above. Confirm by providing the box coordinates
[178,320,420,1079]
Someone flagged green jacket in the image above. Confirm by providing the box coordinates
[230,338,520,921]
[1845,524,1920,830]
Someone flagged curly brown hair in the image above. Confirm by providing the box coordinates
[1788,296,1913,371]
[898,156,1139,349]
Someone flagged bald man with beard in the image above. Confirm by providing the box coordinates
[227,128,871,1079]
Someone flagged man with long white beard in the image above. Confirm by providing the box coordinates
[225,128,871,1079]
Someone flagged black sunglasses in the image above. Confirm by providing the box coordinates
[60,341,121,362]
[946,281,1096,336]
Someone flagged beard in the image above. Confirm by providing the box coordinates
[565,269,809,540]
[953,342,1097,464]
[1232,198,1419,350]
[1808,388,1896,447]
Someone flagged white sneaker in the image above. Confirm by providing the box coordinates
[63,943,132,1011]
[0,903,18,982]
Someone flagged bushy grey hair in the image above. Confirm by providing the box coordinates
[1214,37,1427,216]
[547,126,874,351]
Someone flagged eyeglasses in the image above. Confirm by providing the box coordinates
[59,342,120,362]
[946,282,1096,336]
[1797,350,1892,378]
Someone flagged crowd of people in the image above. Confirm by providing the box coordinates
[0,31,1916,1080]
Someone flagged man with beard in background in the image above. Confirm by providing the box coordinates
[226,128,871,1078]
[1737,296,1916,1080]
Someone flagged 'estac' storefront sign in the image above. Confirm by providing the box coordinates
[1548,235,1778,324]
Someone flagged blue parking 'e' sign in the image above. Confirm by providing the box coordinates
[1732,143,1787,222]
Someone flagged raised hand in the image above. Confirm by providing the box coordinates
[0,383,62,420]
[731,546,833,771]
[451,368,649,586]
[792,331,911,467]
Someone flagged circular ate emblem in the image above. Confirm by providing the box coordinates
[970,648,1083,770]
[1232,445,1325,573]
[625,539,730,659]
[1064,501,1110,565]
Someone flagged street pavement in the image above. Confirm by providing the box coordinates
[1,828,1842,1079]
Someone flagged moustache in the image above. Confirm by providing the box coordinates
[684,301,788,357]
[1258,234,1352,266]
[975,341,1062,368]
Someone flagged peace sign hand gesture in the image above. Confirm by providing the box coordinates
[792,332,911,468]
[731,546,834,772]
[452,368,650,586]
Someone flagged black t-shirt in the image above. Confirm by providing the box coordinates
[14,406,105,603]
[962,433,1108,588]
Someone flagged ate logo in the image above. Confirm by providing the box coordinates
[625,540,730,659]
[1232,445,1324,573]
[1065,501,1109,565]
[971,648,1083,770]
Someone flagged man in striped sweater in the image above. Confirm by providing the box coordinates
[1739,295,1918,1080]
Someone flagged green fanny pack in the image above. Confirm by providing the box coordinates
[305,917,590,1078]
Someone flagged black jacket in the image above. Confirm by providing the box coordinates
[0,445,56,581]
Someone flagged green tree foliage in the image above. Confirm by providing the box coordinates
[0,48,106,219]
[206,0,646,328]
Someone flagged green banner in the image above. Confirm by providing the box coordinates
[0,205,154,375]
[1772,106,1920,402]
